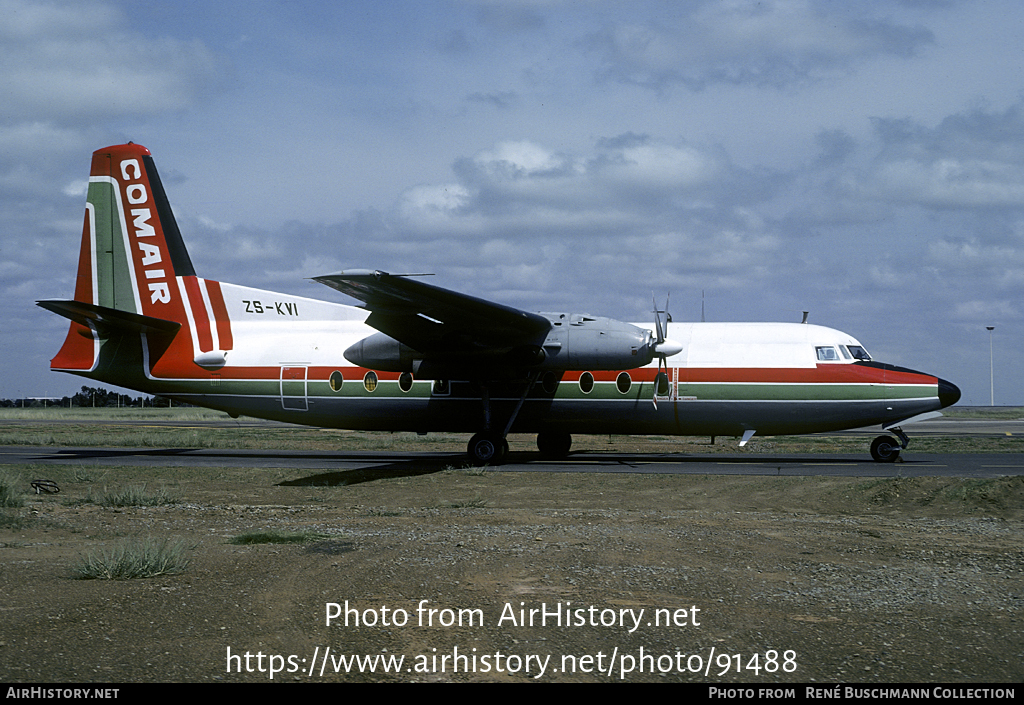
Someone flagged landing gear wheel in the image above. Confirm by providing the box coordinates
[468,433,507,466]
[537,431,572,458]
[870,435,901,463]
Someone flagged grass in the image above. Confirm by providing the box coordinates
[445,497,490,508]
[0,418,471,452]
[442,464,488,476]
[366,508,405,517]
[0,472,24,508]
[929,477,1023,510]
[854,476,1024,513]
[0,407,228,421]
[73,537,191,580]
[80,483,181,507]
[228,530,333,545]
[0,512,29,530]
[943,406,1024,420]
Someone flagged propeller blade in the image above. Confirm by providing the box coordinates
[650,293,675,409]
[652,293,671,344]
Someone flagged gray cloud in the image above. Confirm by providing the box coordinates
[0,1,222,125]
[586,1,934,90]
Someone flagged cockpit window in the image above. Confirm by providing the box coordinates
[815,346,840,361]
[846,345,871,361]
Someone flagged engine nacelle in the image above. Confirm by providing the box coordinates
[344,332,418,372]
[540,314,656,371]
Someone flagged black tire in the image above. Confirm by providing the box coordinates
[468,433,505,465]
[537,431,572,458]
[870,435,901,463]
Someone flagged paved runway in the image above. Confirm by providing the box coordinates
[4,409,1021,435]
[2,413,1021,478]
[2,444,1022,478]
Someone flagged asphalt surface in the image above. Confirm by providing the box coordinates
[2,414,1021,478]
[1,446,1022,479]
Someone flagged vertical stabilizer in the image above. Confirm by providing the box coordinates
[44,143,210,374]
[81,143,195,315]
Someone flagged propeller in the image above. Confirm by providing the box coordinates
[651,294,682,408]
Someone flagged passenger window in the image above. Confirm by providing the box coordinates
[579,372,594,394]
[399,372,413,392]
[329,370,343,392]
[616,371,632,394]
[541,371,559,395]
[363,371,378,392]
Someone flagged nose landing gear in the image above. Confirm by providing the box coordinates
[871,426,909,463]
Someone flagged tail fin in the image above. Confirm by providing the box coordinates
[41,143,226,374]
[77,142,195,314]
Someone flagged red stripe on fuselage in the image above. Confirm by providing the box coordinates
[681,364,934,385]
[140,363,936,388]
[205,279,233,351]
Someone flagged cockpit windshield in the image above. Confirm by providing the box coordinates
[817,344,872,362]
[846,345,871,361]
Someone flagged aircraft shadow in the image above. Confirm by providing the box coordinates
[277,456,464,487]
[40,447,870,464]
[562,452,868,465]
[39,447,458,463]
[35,447,467,486]
[25,447,910,487]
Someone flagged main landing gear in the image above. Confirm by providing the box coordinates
[467,430,573,465]
[870,427,910,463]
[466,374,537,466]
[465,374,576,465]
[467,433,509,465]
[536,430,572,459]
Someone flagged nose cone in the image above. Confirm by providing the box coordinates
[938,377,961,408]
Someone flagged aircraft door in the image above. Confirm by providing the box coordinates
[280,365,308,411]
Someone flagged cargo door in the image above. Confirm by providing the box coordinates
[280,365,308,411]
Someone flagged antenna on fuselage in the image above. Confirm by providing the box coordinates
[801,311,809,324]
[701,290,705,323]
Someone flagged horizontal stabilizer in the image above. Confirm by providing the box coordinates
[37,299,181,338]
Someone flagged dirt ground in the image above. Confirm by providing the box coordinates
[0,460,1021,683]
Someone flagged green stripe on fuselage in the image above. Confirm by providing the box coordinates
[677,382,931,401]
[142,377,933,402]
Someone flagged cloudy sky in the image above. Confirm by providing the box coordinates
[4,0,1023,405]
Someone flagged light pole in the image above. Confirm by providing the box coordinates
[986,326,995,406]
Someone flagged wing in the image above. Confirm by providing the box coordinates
[313,270,551,355]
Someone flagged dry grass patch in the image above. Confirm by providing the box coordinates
[74,537,191,580]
